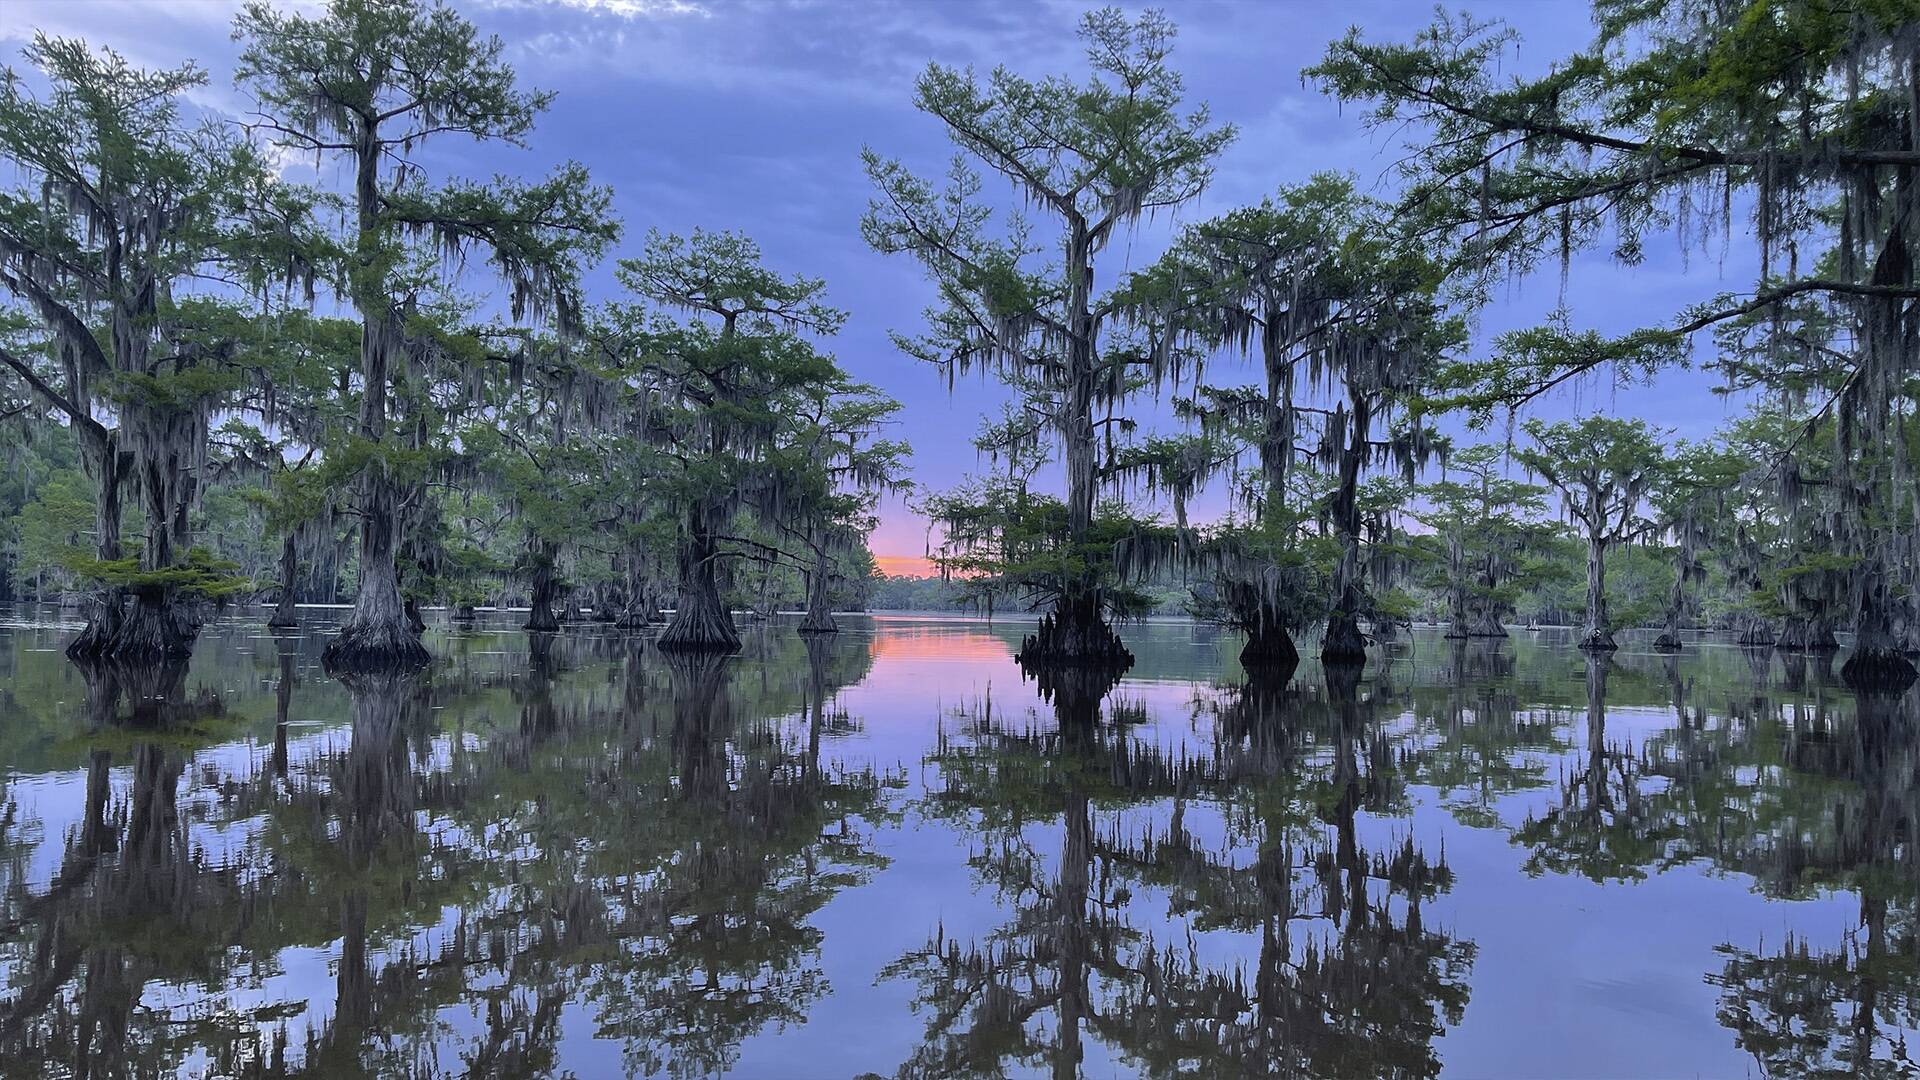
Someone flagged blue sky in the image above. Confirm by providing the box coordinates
[0,0,1765,569]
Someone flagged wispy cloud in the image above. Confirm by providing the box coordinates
[479,0,710,18]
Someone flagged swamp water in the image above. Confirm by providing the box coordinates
[1,608,1915,1077]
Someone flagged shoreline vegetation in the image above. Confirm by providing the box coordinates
[0,0,1913,691]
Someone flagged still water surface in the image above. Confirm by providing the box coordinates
[1,609,1915,1077]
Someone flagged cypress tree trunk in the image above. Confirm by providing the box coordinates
[1021,220,1129,672]
[615,595,656,629]
[1736,616,1775,646]
[659,503,740,652]
[1018,588,1133,669]
[1467,606,1508,637]
[798,543,837,635]
[1843,577,1919,691]
[326,130,427,673]
[1653,601,1682,651]
[1233,336,1304,680]
[1240,618,1299,674]
[1443,597,1470,637]
[112,586,195,662]
[615,559,657,629]
[111,395,203,662]
[1777,615,1810,650]
[524,541,560,632]
[1321,601,1369,664]
[1579,533,1616,651]
[67,441,127,662]
[324,472,429,672]
[1321,401,1369,666]
[1654,552,1688,651]
[268,533,300,629]
[592,587,619,623]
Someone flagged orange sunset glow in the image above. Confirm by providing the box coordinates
[874,554,940,579]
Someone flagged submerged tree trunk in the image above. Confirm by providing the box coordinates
[1736,615,1775,646]
[1467,606,1508,638]
[524,541,560,632]
[1240,618,1299,676]
[111,586,196,662]
[798,543,837,635]
[1580,533,1616,651]
[1018,588,1134,670]
[1321,604,1369,665]
[1653,604,1683,652]
[268,533,300,629]
[659,503,740,652]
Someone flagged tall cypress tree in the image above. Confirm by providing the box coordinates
[234,0,617,670]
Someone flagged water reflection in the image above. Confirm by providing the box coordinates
[0,614,1915,1076]
[0,677,222,1075]
[1707,687,1920,1077]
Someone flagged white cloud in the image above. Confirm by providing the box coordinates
[480,0,710,18]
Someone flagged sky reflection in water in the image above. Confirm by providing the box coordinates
[0,610,1914,1077]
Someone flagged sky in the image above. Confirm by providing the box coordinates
[0,0,1768,576]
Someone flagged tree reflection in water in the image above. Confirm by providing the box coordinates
[0,630,894,1078]
[885,661,1472,1078]
[1,622,1918,1076]
[0,659,235,1076]
[1706,687,1920,1077]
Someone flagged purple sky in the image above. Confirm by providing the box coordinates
[1,1,1765,569]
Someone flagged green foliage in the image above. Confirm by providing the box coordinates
[1310,0,1920,423]
[66,545,249,599]
[10,470,95,587]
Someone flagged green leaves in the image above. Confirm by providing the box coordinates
[1311,0,1920,430]
[65,545,249,599]
[234,0,549,151]
[1434,316,1689,426]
